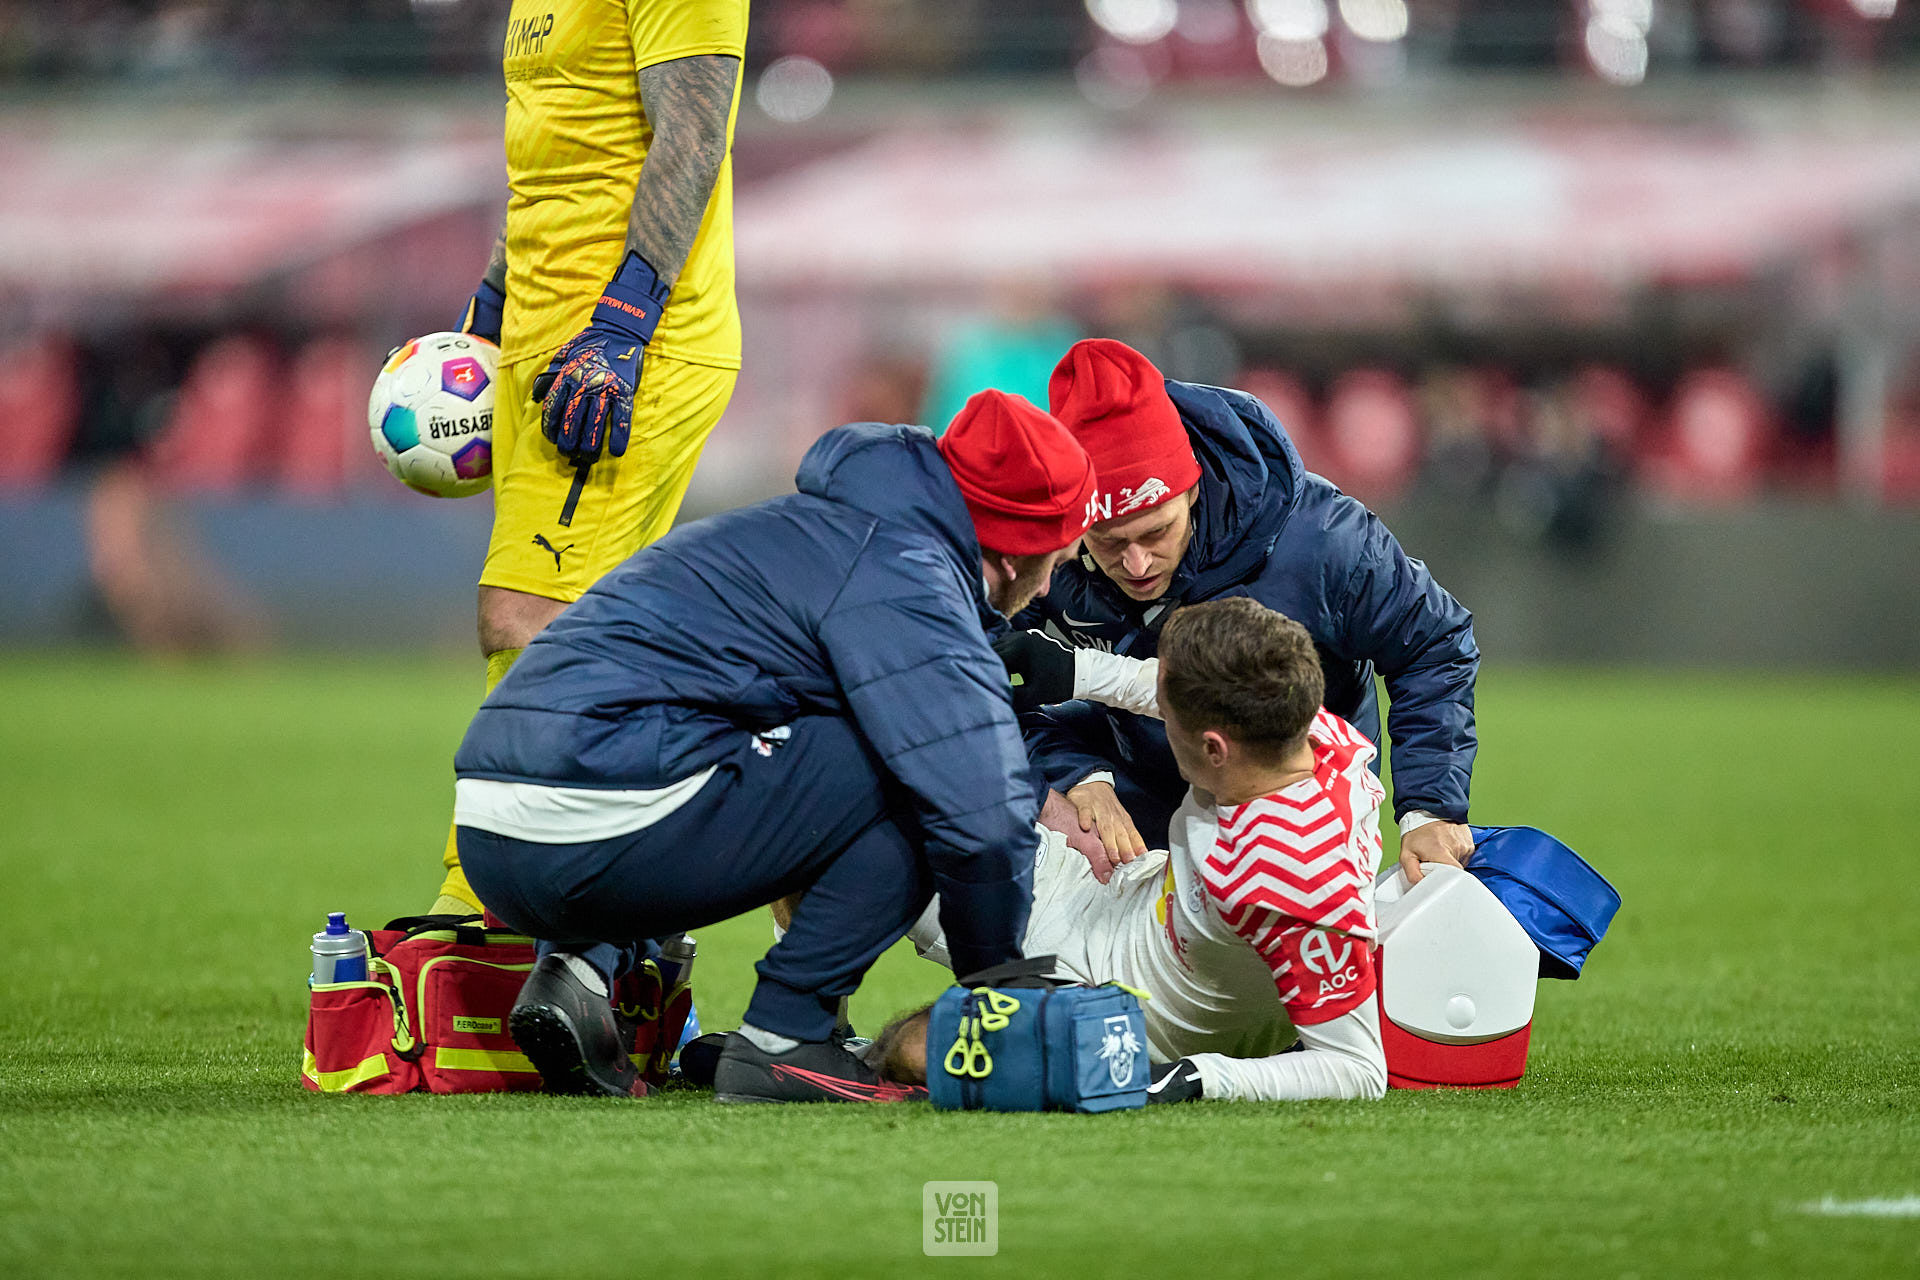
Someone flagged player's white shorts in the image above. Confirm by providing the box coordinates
[907,826,1166,982]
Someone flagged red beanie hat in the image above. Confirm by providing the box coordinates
[1048,339,1202,523]
[938,390,1099,555]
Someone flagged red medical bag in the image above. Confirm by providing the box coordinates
[301,916,690,1095]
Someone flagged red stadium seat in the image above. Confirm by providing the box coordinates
[276,339,366,498]
[0,336,80,488]
[1569,364,1647,455]
[1323,368,1421,503]
[1235,367,1325,474]
[1645,368,1770,502]
[147,336,276,492]
[1467,365,1527,453]
[1879,419,1920,504]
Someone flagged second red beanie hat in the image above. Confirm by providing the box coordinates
[1048,338,1201,523]
[938,390,1099,556]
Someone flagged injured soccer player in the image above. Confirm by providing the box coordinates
[878,597,1389,1103]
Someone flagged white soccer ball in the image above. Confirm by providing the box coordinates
[367,331,498,498]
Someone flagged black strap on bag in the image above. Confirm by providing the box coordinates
[381,914,511,949]
[954,954,1067,989]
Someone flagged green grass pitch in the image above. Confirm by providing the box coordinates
[1,656,1915,1278]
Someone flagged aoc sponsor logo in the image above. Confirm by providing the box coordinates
[1299,929,1355,982]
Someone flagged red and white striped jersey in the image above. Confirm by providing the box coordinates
[907,708,1390,1099]
[1203,708,1385,1024]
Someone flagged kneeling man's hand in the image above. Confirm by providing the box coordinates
[1041,788,1115,883]
[1067,780,1147,875]
[1398,821,1474,885]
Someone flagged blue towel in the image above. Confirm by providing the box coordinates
[1466,826,1621,980]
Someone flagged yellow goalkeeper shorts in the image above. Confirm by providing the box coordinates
[479,349,736,602]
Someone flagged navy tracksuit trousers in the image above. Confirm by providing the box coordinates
[458,715,934,1043]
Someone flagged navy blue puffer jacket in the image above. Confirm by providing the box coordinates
[455,424,1035,977]
[1017,379,1478,834]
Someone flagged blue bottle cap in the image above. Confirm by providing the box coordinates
[325,912,350,935]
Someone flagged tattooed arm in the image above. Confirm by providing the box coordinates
[480,218,508,295]
[455,217,510,342]
[528,53,739,463]
[628,54,740,288]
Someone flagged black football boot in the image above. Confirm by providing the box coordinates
[508,954,649,1097]
[712,1033,926,1104]
[676,1031,732,1088]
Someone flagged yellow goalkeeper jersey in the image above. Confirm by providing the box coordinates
[499,0,746,371]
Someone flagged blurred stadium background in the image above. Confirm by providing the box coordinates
[5,10,1918,1275]
[2,0,1918,663]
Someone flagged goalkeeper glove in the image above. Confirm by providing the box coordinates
[1146,1058,1204,1104]
[992,629,1076,713]
[456,279,505,346]
[530,250,669,463]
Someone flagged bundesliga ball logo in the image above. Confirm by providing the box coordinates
[367,331,498,499]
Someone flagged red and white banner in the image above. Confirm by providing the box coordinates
[0,132,505,298]
[735,122,1920,303]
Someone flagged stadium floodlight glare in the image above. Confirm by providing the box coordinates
[1257,32,1330,85]
[1848,0,1897,18]
[1248,0,1329,42]
[1177,0,1243,44]
[1589,0,1654,34]
[1087,0,1180,45]
[1337,0,1409,43]
[755,56,834,123]
[1585,14,1649,84]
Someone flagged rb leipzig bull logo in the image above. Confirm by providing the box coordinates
[1087,476,1172,525]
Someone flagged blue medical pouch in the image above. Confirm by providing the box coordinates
[1467,825,1622,980]
[926,982,1149,1113]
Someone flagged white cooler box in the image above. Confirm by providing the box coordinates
[1372,864,1539,1089]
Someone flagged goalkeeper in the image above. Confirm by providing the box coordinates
[434,0,748,915]
[878,599,1389,1103]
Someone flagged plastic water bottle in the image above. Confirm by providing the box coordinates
[311,912,369,985]
[657,933,697,990]
[658,934,701,1047]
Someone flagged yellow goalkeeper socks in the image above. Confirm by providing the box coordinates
[433,646,525,912]
[484,647,522,692]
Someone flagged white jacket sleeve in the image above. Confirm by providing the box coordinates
[1186,999,1389,1101]
[905,895,951,971]
[1073,650,1161,719]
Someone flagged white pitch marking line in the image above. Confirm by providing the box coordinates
[1798,1196,1920,1218]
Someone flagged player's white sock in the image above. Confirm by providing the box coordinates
[740,1023,801,1054]
[557,952,608,997]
